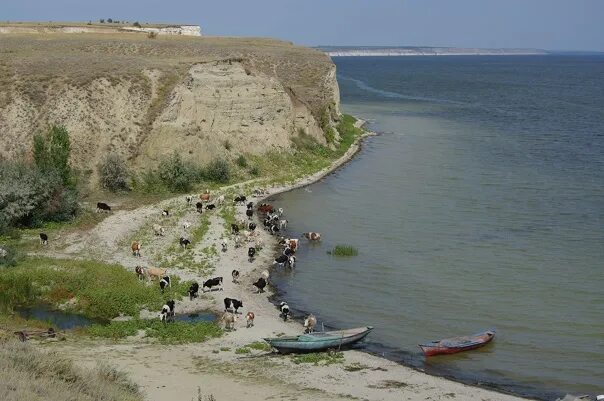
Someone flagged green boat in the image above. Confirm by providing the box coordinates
[264,326,374,353]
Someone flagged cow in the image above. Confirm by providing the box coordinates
[248,247,256,261]
[304,232,321,241]
[231,224,240,235]
[196,202,204,213]
[203,277,223,292]
[234,235,243,248]
[205,204,216,211]
[287,238,299,252]
[135,266,147,281]
[279,219,288,230]
[186,195,193,205]
[216,195,225,205]
[257,203,274,213]
[246,209,253,220]
[246,311,255,328]
[39,233,49,245]
[288,255,296,268]
[253,277,267,293]
[221,239,228,252]
[270,224,280,235]
[147,267,167,281]
[231,270,240,283]
[277,207,284,216]
[283,247,295,257]
[188,282,199,300]
[96,202,111,212]
[179,237,191,249]
[159,276,171,293]
[162,209,169,217]
[274,254,295,268]
[223,297,243,314]
[159,300,175,323]
[200,191,211,202]
[246,202,254,210]
[254,237,264,250]
[221,312,237,331]
[304,314,317,333]
[234,195,247,205]
[261,270,270,283]
[152,224,165,236]
[248,222,257,231]
[183,221,192,230]
[131,241,142,257]
[280,302,291,321]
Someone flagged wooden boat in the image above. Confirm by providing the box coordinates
[264,326,373,353]
[419,329,495,357]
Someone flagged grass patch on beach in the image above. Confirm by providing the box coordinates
[220,204,237,233]
[245,341,273,352]
[0,257,191,320]
[235,347,251,354]
[86,319,222,344]
[328,244,359,257]
[0,338,143,401]
[291,351,344,366]
[344,362,370,372]
[368,380,409,389]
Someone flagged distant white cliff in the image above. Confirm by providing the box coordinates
[319,46,548,57]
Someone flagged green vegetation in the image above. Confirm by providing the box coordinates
[219,347,231,352]
[291,351,344,365]
[234,347,251,354]
[0,339,143,401]
[344,362,370,372]
[99,153,130,192]
[245,341,272,352]
[220,205,237,233]
[328,244,359,257]
[0,258,190,320]
[86,319,222,344]
[235,155,248,168]
[157,152,203,193]
[1,125,79,233]
[205,159,231,183]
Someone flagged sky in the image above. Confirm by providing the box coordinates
[3,0,604,51]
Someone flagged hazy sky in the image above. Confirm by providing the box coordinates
[4,0,604,51]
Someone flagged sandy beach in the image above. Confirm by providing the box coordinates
[42,120,530,401]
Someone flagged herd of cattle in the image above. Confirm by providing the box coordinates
[37,190,323,334]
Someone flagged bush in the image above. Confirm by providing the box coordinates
[158,153,197,192]
[99,153,130,192]
[204,159,231,183]
[235,155,247,168]
[248,166,260,176]
[133,21,141,28]
[33,125,72,186]
[223,140,232,151]
[0,246,20,268]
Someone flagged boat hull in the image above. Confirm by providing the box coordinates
[265,326,373,353]
[419,329,495,357]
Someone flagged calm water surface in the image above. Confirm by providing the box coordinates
[270,56,604,398]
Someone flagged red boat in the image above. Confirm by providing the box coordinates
[419,329,495,357]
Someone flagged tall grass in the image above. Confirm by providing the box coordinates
[0,339,142,401]
[0,258,191,320]
[329,244,359,257]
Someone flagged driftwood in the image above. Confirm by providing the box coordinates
[14,327,56,342]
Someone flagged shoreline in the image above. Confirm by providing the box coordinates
[42,116,531,401]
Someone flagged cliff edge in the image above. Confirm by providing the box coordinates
[0,33,340,181]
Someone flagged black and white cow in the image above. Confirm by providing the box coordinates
[283,247,295,257]
[39,233,49,245]
[96,202,111,212]
[196,202,204,213]
[159,300,175,323]
[231,269,240,283]
[253,277,267,293]
[234,195,247,205]
[186,195,193,205]
[248,222,257,231]
[280,301,291,321]
[274,254,295,268]
[159,276,171,293]
[203,277,223,292]
[246,202,254,210]
[248,247,256,261]
[205,204,216,210]
[188,282,199,300]
[270,224,280,235]
[231,224,240,235]
[179,237,191,249]
[224,297,243,313]
[162,209,169,217]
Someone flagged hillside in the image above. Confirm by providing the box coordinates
[0,32,340,184]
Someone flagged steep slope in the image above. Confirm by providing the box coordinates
[0,33,340,180]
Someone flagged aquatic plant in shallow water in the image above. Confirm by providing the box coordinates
[328,244,359,257]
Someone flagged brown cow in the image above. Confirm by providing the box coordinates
[200,190,211,202]
[131,241,142,257]
[303,232,321,241]
[147,267,167,280]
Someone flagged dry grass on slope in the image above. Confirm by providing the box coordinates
[0,338,142,401]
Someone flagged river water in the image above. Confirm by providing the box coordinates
[269,56,604,398]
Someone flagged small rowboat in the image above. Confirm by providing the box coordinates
[419,329,495,357]
[264,326,373,354]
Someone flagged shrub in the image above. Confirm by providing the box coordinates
[147,31,157,39]
[248,166,260,176]
[99,153,130,192]
[204,159,231,183]
[0,246,20,268]
[235,155,247,168]
[234,347,250,354]
[99,19,105,23]
[223,140,232,150]
[133,21,141,28]
[33,125,72,186]
[158,153,196,192]
[324,126,337,144]
[107,18,113,23]
[328,244,359,257]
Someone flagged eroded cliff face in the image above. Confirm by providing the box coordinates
[0,34,340,183]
